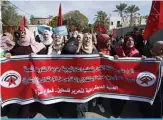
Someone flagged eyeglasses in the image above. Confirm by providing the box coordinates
[20,31,26,34]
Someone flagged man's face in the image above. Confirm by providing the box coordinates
[43,31,49,41]
[158,44,163,55]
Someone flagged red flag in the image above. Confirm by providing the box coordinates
[97,22,101,33]
[57,3,62,26]
[19,16,26,31]
[143,1,163,40]
[112,28,116,37]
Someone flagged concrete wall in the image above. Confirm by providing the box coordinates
[115,25,146,37]
[31,18,52,25]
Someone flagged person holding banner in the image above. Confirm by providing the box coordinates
[78,33,98,54]
[77,33,98,117]
[97,34,116,57]
[94,34,116,113]
[138,41,163,118]
[5,28,46,57]
[114,36,140,58]
[47,33,64,55]
[3,27,47,118]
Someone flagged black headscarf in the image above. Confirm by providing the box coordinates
[61,37,78,54]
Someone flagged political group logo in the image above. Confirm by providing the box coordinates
[0,70,21,88]
[136,72,156,87]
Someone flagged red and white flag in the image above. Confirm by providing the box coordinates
[143,0,163,40]
[57,3,62,26]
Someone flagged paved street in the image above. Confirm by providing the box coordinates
[33,100,143,118]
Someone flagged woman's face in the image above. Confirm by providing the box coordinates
[43,31,50,41]
[126,37,134,48]
[83,33,92,46]
[53,34,63,45]
[106,39,111,47]
[77,35,82,43]
[20,30,26,39]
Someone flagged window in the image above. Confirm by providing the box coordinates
[111,22,113,25]
[117,21,121,27]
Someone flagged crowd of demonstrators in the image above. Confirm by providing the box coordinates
[1,23,163,118]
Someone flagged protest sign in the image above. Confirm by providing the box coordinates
[53,26,68,35]
[0,55,162,107]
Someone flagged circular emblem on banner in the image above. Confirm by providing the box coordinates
[0,70,21,88]
[136,72,156,87]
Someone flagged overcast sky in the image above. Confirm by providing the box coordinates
[11,0,152,24]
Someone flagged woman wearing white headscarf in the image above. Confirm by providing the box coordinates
[3,28,46,118]
[78,33,98,54]
[40,30,53,53]
[47,33,64,55]
[6,28,46,56]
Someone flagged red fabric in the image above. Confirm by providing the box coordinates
[101,26,107,34]
[57,3,62,26]
[19,16,26,31]
[97,23,101,33]
[97,34,110,55]
[124,47,139,57]
[112,28,116,37]
[117,36,140,57]
[143,0,163,40]
[123,37,140,57]
[114,45,125,57]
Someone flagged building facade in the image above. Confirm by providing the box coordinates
[31,16,53,25]
[109,15,147,31]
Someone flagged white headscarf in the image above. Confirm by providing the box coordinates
[81,33,93,54]
[18,28,45,53]
[40,30,53,46]
[48,34,64,55]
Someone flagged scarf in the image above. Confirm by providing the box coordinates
[97,34,110,55]
[40,30,53,46]
[18,28,45,53]
[4,32,14,41]
[81,33,93,54]
[0,36,15,51]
